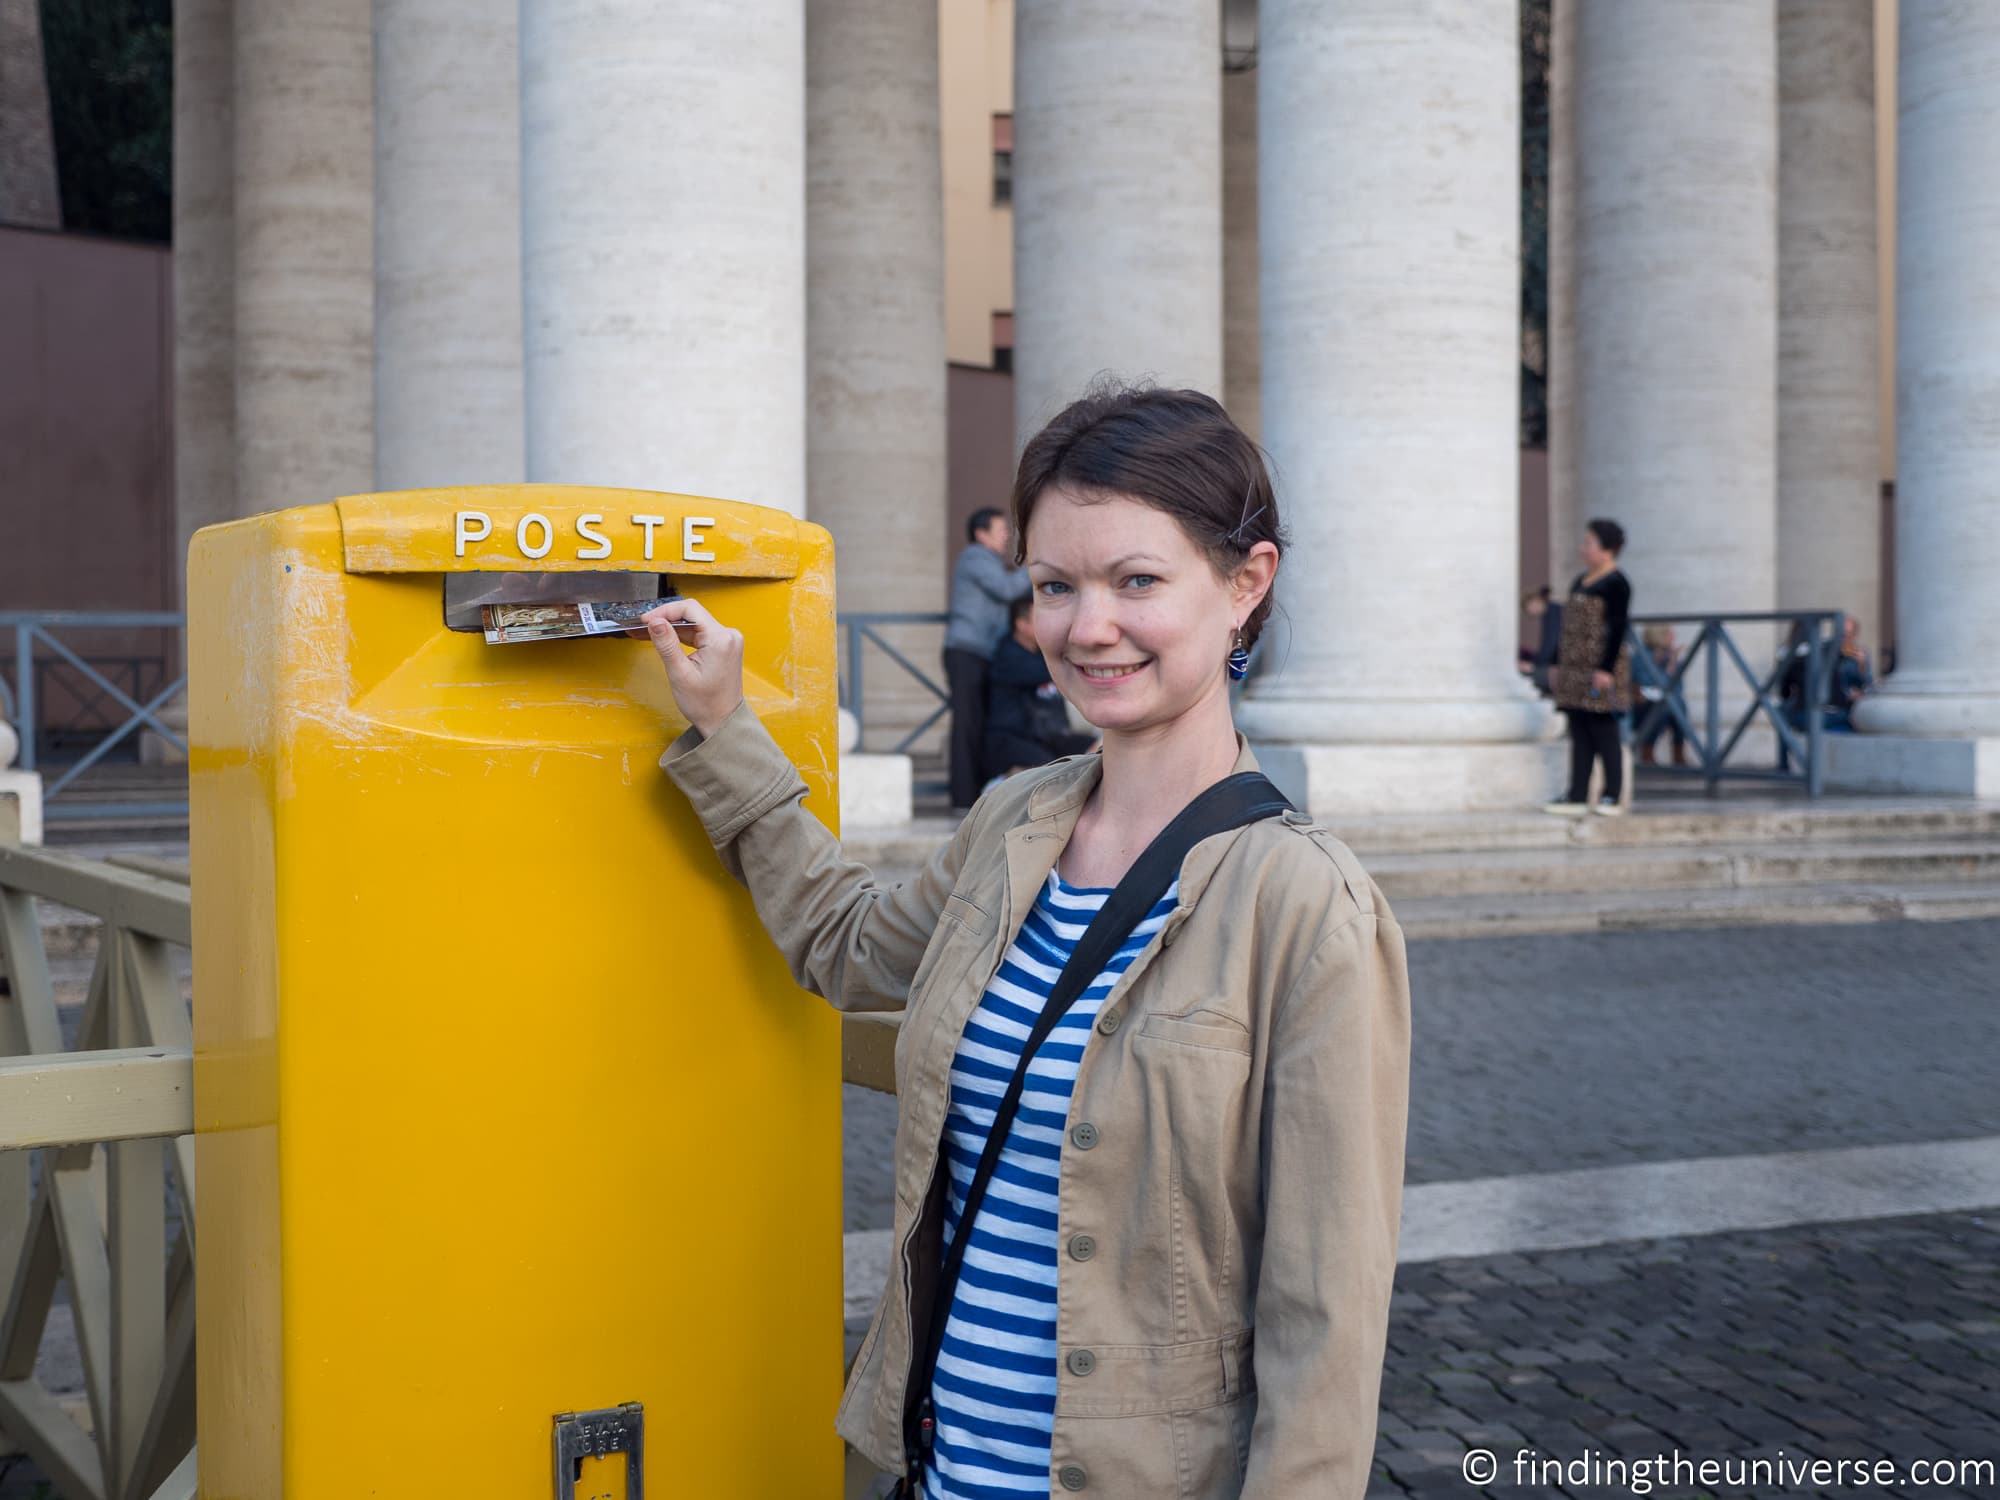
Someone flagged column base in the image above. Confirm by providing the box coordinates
[838,752,913,828]
[1824,735,2000,798]
[1235,691,1552,745]
[140,696,190,766]
[1850,683,2000,739]
[1,769,45,845]
[1247,739,1568,817]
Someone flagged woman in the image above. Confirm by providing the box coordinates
[643,386,1410,1499]
[1545,518,1634,817]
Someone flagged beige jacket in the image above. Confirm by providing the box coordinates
[661,701,1411,1499]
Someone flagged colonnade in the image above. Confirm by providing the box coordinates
[170,0,2000,809]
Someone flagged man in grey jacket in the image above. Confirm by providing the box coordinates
[943,507,1031,810]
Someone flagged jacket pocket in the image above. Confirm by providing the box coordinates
[1053,1335,1255,1499]
[896,896,990,1078]
[1055,1329,1253,1419]
[1173,1391,1257,1499]
[1136,1013,1252,1056]
[904,901,968,1004]
[909,893,990,998]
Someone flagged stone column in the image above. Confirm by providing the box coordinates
[233,0,375,515]
[1851,4,2000,743]
[1574,1,1777,621]
[1545,0,1578,587]
[1012,0,1220,446]
[1778,0,1881,649]
[521,0,805,513]
[173,0,236,575]
[1221,59,1260,442]
[374,0,524,490]
[1237,0,1548,814]
[806,0,946,763]
[0,0,60,227]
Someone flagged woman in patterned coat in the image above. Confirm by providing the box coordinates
[1545,518,1634,816]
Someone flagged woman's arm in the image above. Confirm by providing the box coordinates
[660,699,980,1013]
[643,595,978,1014]
[1241,910,1412,1499]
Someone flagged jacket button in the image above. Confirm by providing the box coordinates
[1069,1122,1099,1150]
[1066,1348,1097,1376]
[1058,1464,1088,1491]
[1096,1010,1122,1035]
[1067,1233,1096,1261]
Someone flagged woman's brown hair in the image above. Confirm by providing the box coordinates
[1009,382,1288,648]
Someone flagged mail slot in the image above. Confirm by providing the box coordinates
[188,486,843,1497]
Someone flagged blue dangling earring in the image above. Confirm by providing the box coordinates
[1227,629,1251,681]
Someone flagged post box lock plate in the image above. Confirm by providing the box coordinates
[555,1403,643,1500]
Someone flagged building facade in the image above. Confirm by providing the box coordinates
[86,0,2000,804]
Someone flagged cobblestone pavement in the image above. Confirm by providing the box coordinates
[844,919,2000,1232]
[827,921,2000,1497]
[1370,1209,2000,1499]
[6,1214,1993,1499]
[13,924,1996,1496]
[1398,919,2000,1187]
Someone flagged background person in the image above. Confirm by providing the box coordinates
[1519,585,1563,696]
[641,384,1409,1500]
[1633,623,1688,766]
[982,593,1097,779]
[1831,615,1875,730]
[1783,613,1876,737]
[1545,518,1634,816]
[942,506,1031,811]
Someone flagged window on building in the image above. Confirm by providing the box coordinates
[992,113,1013,206]
[992,311,1014,374]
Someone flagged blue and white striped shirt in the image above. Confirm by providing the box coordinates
[921,866,1181,1500]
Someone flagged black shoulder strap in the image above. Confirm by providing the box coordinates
[905,770,1294,1474]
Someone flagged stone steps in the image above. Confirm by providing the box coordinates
[24,799,2000,950]
[1364,837,2000,902]
[835,797,2000,939]
[842,797,2000,862]
[1328,798,2000,856]
[1389,878,2000,941]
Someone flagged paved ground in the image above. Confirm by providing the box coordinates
[1399,918,2000,1185]
[844,919,2000,1233]
[10,920,1998,1496]
[832,918,2000,1497]
[1371,1209,1999,1499]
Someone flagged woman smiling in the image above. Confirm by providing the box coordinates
[645,384,1410,1499]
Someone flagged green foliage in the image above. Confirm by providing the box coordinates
[38,0,172,242]
[1520,0,1552,449]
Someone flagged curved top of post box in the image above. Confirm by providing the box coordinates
[335,485,816,577]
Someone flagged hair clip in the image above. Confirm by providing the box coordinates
[1228,501,1266,546]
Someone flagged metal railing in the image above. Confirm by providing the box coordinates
[0,836,894,1500]
[1,609,952,821]
[0,614,188,824]
[0,843,197,1500]
[836,610,951,755]
[1624,609,1847,797]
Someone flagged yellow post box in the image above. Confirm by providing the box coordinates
[188,486,843,1497]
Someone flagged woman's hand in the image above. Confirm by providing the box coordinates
[1591,669,1614,694]
[642,597,745,739]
